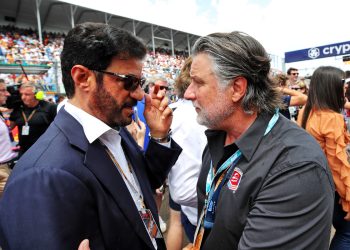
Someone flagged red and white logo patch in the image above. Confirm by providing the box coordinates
[227,168,243,192]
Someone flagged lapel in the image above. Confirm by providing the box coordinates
[55,110,156,249]
[84,141,155,249]
[119,128,158,217]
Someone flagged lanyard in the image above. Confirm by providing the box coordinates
[193,111,280,249]
[21,109,37,124]
[102,143,146,210]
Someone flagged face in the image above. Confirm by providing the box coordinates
[149,80,168,95]
[289,70,299,83]
[0,83,10,105]
[20,87,38,107]
[184,53,235,129]
[88,57,144,127]
[344,82,348,96]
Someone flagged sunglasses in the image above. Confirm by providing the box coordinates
[159,86,169,91]
[94,70,146,91]
[342,78,350,84]
[291,73,299,76]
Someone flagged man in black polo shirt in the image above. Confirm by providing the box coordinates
[184,32,334,250]
[10,83,56,156]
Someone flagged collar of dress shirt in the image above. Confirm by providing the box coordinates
[64,101,118,144]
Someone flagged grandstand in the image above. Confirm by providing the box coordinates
[0,0,284,96]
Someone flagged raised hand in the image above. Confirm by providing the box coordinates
[144,84,172,139]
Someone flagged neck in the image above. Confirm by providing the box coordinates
[224,110,257,146]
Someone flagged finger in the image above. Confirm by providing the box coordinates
[144,94,152,113]
[158,95,169,111]
[138,119,146,130]
[78,239,90,250]
[151,84,160,98]
[157,89,166,99]
[161,106,173,120]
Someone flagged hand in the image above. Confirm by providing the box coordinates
[144,85,172,138]
[183,243,194,250]
[0,107,9,113]
[125,119,146,148]
[78,239,90,250]
[344,211,350,221]
[135,119,146,146]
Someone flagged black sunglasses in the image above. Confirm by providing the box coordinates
[292,73,299,76]
[94,70,146,91]
[159,86,169,91]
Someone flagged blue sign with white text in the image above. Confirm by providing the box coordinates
[285,41,350,63]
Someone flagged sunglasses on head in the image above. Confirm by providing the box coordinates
[342,78,350,85]
[94,70,146,91]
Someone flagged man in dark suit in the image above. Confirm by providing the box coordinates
[0,22,181,250]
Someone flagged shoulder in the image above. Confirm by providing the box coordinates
[310,110,346,134]
[40,100,57,109]
[268,116,329,172]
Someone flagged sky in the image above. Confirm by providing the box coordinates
[62,0,349,57]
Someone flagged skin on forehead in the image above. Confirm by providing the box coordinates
[190,54,216,83]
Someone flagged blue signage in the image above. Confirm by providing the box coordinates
[285,41,350,63]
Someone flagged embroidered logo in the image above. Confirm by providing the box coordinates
[227,168,243,192]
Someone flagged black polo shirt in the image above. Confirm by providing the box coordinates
[10,100,57,154]
[197,113,334,250]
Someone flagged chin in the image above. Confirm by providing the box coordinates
[115,116,133,127]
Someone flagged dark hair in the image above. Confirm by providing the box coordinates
[61,22,147,98]
[345,71,350,79]
[174,57,192,98]
[287,67,298,75]
[192,31,282,114]
[301,66,345,129]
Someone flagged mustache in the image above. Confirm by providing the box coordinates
[122,99,137,108]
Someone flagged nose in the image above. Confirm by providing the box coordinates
[130,85,145,101]
[184,81,196,100]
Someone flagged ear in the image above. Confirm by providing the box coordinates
[231,76,248,102]
[71,65,95,93]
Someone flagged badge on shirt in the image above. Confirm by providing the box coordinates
[227,167,243,192]
[22,124,30,136]
[139,209,162,239]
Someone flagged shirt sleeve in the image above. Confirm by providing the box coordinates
[282,95,291,106]
[320,112,350,215]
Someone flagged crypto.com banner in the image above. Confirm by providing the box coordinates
[285,41,350,63]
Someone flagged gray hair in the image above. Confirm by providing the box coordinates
[148,75,168,85]
[192,31,282,114]
[20,83,38,93]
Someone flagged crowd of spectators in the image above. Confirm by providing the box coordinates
[0,25,64,65]
[0,25,187,97]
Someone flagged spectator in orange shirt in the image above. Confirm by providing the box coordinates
[298,66,350,249]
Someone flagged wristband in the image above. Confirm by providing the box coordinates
[149,130,172,143]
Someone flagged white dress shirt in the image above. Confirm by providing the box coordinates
[168,99,207,225]
[0,115,17,163]
[64,102,158,248]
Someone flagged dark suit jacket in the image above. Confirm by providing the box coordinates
[0,109,181,250]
